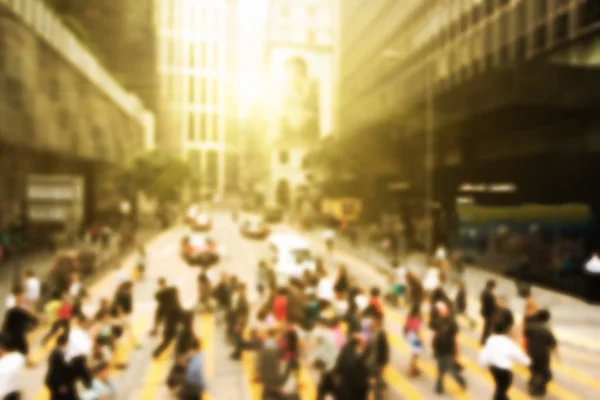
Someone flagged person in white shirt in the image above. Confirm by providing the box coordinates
[317,274,334,302]
[0,333,26,400]
[311,318,340,399]
[24,270,41,311]
[66,316,94,389]
[69,272,83,299]
[480,320,530,400]
[423,265,441,295]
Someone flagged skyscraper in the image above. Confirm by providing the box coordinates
[157,0,239,198]
[266,0,337,208]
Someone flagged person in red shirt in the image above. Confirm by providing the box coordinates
[369,286,384,315]
[42,291,72,345]
[272,288,288,323]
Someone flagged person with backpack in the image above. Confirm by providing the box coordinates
[431,302,466,395]
[364,311,389,400]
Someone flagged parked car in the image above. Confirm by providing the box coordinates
[240,215,270,239]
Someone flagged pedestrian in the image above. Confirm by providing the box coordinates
[431,302,466,395]
[428,286,452,331]
[45,334,78,400]
[312,318,340,400]
[1,287,38,360]
[167,311,198,392]
[525,309,558,397]
[493,295,514,338]
[345,289,362,335]
[480,279,497,345]
[255,328,286,400]
[23,269,41,312]
[0,332,27,400]
[150,277,171,336]
[43,291,72,345]
[454,280,476,328]
[153,288,183,359]
[364,311,389,400]
[521,297,539,348]
[404,309,423,377]
[72,288,89,321]
[451,250,465,283]
[317,270,335,303]
[367,287,383,316]
[280,319,300,381]
[230,284,250,360]
[406,272,424,316]
[111,281,139,348]
[423,263,441,297]
[179,338,206,400]
[257,260,268,299]
[392,262,407,307]
[272,287,288,323]
[65,315,94,390]
[197,271,212,313]
[480,317,530,400]
[335,333,369,400]
[212,273,231,327]
[81,362,116,400]
[334,264,349,294]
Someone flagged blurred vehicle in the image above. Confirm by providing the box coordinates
[240,215,270,239]
[181,233,220,267]
[263,203,283,223]
[268,233,316,285]
[190,213,212,232]
[321,197,362,224]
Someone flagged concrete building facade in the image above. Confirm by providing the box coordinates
[156,0,239,198]
[0,0,151,230]
[266,0,337,209]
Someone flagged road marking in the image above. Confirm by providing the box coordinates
[241,329,263,400]
[383,365,425,400]
[155,243,176,258]
[138,340,175,400]
[387,332,471,399]
[298,365,316,400]
[201,313,215,400]
[308,234,595,399]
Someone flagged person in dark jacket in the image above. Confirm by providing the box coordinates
[428,287,452,331]
[45,334,78,400]
[167,311,198,392]
[364,312,389,400]
[255,328,285,400]
[230,284,250,360]
[525,309,558,397]
[406,273,424,316]
[153,287,183,359]
[454,280,476,328]
[2,287,37,358]
[480,280,497,345]
[432,302,466,394]
[150,277,172,336]
[212,273,231,327]
[335,334,369,400]
[334,264,349,294]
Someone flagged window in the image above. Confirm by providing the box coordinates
[211,113,219,141]
[279,150,289,164]
[189,76,195,104]
[189,42,195,68]
[212,80,219,106]
[554,13,568,42]
[206,150,218,188]
[534,25,547,51]
[188,113,195,141]
[200,112,207,141]
[201,77,207,105]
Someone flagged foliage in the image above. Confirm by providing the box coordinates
[120,150,191,204]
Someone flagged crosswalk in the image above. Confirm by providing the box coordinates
[24,304,599,399]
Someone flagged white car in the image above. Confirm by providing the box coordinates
[268,234,316,284]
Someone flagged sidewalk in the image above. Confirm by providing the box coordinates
[306,227,600,353]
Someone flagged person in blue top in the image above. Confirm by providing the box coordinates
[180,337,206,400]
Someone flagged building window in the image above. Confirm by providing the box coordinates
[206,150,218,189]
[212,113,219,141]
[201,77,207,105]
[189,42,195,68]
[189,76,195,104]
[554,13,568,42]
[188,113,195,141]
[279,150,289,165]
[200,112,207,141]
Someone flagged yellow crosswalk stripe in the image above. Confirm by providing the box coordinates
[387,333,471,399]
[298,366,316,400]
[139,340,176,399]
[201,313,215,400]
[552,363,600,392]
[241,343,263,399]
[383,365,424,400]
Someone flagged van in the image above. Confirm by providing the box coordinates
[268,233,316,284]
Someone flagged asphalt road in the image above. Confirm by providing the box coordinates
[17,213,600,400]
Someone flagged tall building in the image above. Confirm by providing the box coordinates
[266,0,337,209]
[45,0,158,115]
[157,0,239,198]
[337,0,600,227]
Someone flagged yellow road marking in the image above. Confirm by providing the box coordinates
[201,313,214,400]
[552,363,600,392]
[388,333,470,399]
[298,365,316,400]
[139,340,176,400]
[241,327,263,400]
[383,365,424,400]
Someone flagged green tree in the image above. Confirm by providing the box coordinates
[120,150,191,204]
